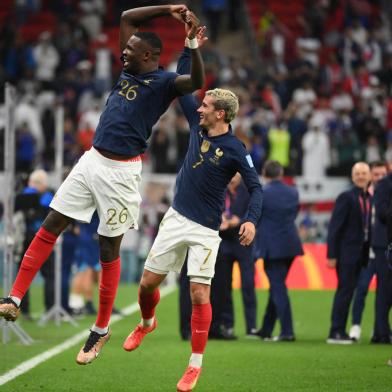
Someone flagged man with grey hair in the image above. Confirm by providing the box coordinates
[123,30,263,391]
[326,162,372,344]
[14,169,55,319]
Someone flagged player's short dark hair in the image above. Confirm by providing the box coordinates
[134,31,162,53]
[369,160,386,169]
[262,160,283,179]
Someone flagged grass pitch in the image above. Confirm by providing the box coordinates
[0,285,391,391]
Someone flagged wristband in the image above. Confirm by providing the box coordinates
[186,37,199,49]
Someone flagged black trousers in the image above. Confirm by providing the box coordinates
[373,247,392,338]
[329,261,361,336]
[211,250,257,334]
[261,258,294,337]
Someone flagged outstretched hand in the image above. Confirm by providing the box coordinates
[195,26,208,47]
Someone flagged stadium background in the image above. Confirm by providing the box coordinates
[1,1,392,391]
[1,0,391,287]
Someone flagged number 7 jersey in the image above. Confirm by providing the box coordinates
[93,69,180,157]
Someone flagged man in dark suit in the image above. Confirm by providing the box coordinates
[327,162,371,344]
[371,171,392,344]
[254,160,303,341]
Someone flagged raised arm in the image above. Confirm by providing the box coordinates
[177,26,208,127]
[174,11,205,94]
[177,48,200,128]
[119,4,188,52]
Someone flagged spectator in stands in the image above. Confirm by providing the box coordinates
[292,80,317,120]
[330,82,354,113]
[267,121,290,173]
[16,122,36,174]
[77,98,102,151]
[319,52,343,96]
[92,33,115,95]
[249,126,267,174]
[3,32,36,83]
[364,29,383,73]
[254,160,303,341]
[150,116,174,173]
[285,102,307,175]
[296,32,321,68]
[15,93,45,159]
[33,31,59,91]
[79,0,105,39]
[327,161,371,344]
[75,60,96,115]
[349,160,387,341]
[302,115,330,178]
[338,27,362,77]
[333,127,362,176]
[364,135,383,163]
[202,0,227,43]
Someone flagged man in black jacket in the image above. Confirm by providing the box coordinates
[326,162,371,344]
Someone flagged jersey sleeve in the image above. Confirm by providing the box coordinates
[234,144,263,226]
[176,48,200,128]
[164,71,182,101]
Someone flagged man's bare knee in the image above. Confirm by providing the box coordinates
[190,282,210,304]
[140,270,166,293]
[42,210,73,236]
[99,234,123,262]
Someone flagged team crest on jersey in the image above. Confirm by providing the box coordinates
[215,148,223,157]
[201,140,211,153]
[209,148,224,165]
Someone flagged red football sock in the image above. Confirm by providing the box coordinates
[10,227,58,299]
[191,303,212,354]
[138,287,160,319]
[95,257,121,329]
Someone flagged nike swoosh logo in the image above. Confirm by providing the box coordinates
[195,330,207,334]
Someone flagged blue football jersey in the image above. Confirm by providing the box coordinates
[93,69,180,156]
[172,49,263,230]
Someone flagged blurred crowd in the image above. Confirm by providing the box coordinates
[0,0,391,179]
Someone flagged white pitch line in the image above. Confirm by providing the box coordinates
[0,285,176,386]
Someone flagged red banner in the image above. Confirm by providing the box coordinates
[232,243,376,290]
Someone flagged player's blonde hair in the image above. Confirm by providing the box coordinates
[205,88,239,123]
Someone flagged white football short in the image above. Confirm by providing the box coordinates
[50,147,142,237]
[144,207,221,284]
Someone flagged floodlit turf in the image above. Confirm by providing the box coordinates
[1,285,391,391]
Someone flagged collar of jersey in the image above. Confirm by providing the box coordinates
[200,125,233,139]
[123,69,159,78]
